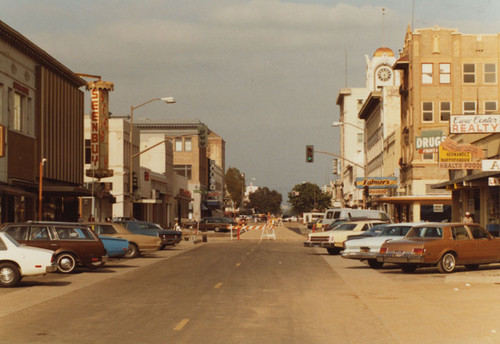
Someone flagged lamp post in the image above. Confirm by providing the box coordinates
[331,121,364,131]
[129,97,175,219]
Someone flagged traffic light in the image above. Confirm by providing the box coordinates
[198,125,208,148]
[306,145,314,163]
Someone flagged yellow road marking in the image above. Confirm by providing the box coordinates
[174,319,190,331]
[214,282,223,289]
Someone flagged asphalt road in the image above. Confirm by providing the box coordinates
[1,227,500,343]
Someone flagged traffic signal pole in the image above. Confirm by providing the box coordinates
[306,149,368,209]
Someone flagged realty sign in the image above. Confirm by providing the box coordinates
[450,114,500,133]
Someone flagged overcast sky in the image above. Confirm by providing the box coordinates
[2,0,500,201]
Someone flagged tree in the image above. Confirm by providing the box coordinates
[225,167,245,208]
[248,187,282,215]
[288,182,331,215]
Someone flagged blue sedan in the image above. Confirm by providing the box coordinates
[99,236,129,259]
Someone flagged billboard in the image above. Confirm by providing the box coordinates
[450,114,500,134]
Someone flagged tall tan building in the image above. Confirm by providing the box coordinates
[391,25,500,222]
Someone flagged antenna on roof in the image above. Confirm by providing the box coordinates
[382,8,386,47]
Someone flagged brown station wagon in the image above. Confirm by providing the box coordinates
[377,223,500,273]
[0,222,107,274]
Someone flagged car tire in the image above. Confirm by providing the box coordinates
[0,262,21,287]
[437,252,456,273]
[400,264,417,273]
[56,252,77,274]
[124,243,139,259]
[159,244,166,250]
[326,248,341,255]
[214,226,221,232]
[368,260,384,269]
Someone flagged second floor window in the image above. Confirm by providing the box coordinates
[485,101,497,114]
[175,138,183,152]
[422,102,433,122]
[463,101,476,114]
[440,102,451,121]
[184,138,192,152]
[463,64,475,83]
[174,165,192,180]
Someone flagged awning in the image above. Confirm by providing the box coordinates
[0,185,36,197]
[431,171,500,189]
[43,185,93,196]
[377,195,452,205]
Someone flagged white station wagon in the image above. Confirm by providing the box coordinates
[0,232,57,287]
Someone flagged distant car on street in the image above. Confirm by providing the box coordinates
[198,217,238,232]
[0,232,57,287]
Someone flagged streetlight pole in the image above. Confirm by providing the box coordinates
[331,121,364,131]
[129,97,175,219]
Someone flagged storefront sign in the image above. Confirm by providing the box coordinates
[415,131,446,153]
[488,177,500,186]
[439,146,471,163]
[369,189,388,195]
[450,114,500,133]
[355,177,398,189]
[440,137,484,158]
[86,80,114,179]
[482,159,500,172]
[438,162,482,169]
[434,204,444,212]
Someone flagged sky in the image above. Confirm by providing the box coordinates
[2,0,500,201]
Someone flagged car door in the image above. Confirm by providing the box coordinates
[467,225,499,262]
[451,225,476,262]
[29,225,59,251]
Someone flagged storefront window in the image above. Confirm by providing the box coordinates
[487,186,500,236]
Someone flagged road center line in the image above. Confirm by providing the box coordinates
[214,282,223,289]
[173,318,190,331]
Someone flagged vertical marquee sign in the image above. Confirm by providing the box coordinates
[86,80,114,179]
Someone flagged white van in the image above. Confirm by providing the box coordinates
[323,208,391,227]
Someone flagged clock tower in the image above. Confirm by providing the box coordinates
[365,46,399,91]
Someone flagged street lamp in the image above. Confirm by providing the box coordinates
[331,121,364,131]
[129,97,175,218]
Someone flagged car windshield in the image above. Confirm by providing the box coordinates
[407,226,443,238]
[378,226,412,237]
[333,223,357,231]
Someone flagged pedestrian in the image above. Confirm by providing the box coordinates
[463,211,473,223]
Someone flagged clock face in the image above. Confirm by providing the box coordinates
[377,67,392,82]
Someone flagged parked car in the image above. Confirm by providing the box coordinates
[114,221,182,249]
[86,222,162,258]
[0,222,107,273]
[303,220,387,255]
[0,232,57,287]
[377,223,500,273]
[98,236,129,259]
[198,217,238,232]
[345,223,389,241]
[342,223,420,268]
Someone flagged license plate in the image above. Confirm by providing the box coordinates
[361,248,370,253]
[395,250,404,257]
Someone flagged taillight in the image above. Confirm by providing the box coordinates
[412,248,425,255]
[51,254,55,263]
[379,247,388,254]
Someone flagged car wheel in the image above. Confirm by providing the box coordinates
[368,260,384,269]
[214,226,221,232]
[465,264,480,271]
[400,264,417,273]
[57,253,77,274]
[326,248,341,255]
[124,243,139,259]
[0,262,21,287]
[159,244,166,250]
[437,252,456,273]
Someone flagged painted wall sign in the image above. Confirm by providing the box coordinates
[450,114,500,133]
[415,130,446,152]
